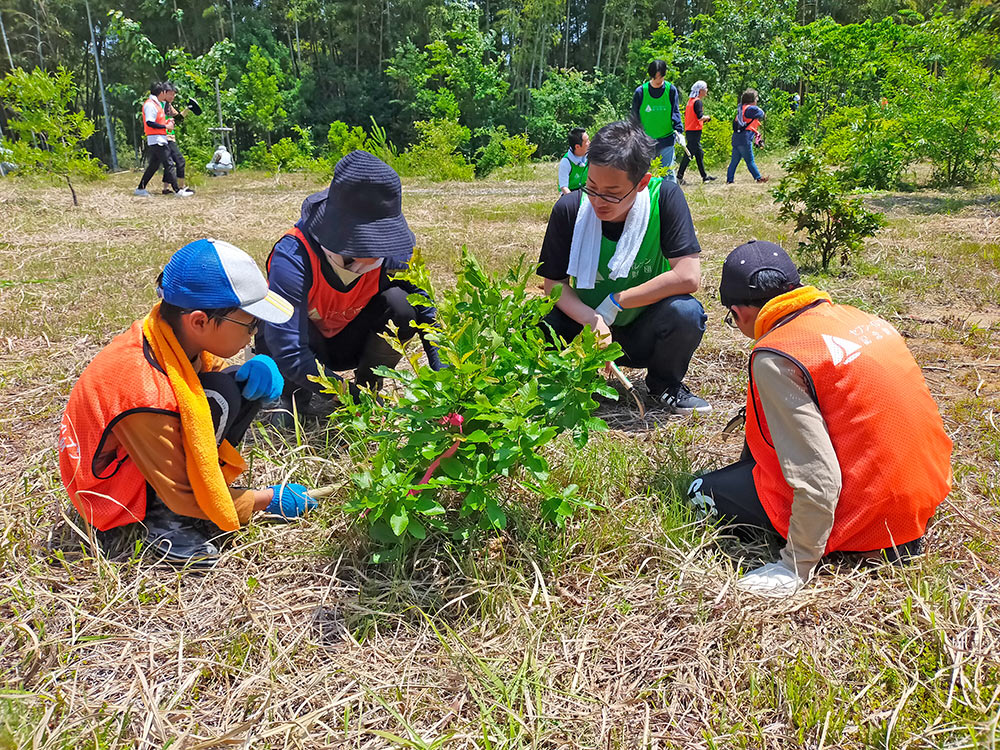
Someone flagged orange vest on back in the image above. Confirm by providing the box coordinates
[740,104,760,133]
[59,320,179,531]
[684,97,703,131]
[269,226,381,338]
[142,96,166,137]
[746,299,952,552]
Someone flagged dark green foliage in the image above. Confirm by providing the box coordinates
[316,250,619,560]
[772,149,886,271]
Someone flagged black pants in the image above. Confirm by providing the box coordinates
[541,294,706,397]
[690,452,925,560]
[676,130,707,181]
[163,141,186,182]
[138,143,178,191]
[200,369,261,446]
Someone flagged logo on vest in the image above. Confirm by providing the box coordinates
[645,105,652,112]
[822,334,862,365]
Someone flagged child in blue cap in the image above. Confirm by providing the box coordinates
[59,239,318,568]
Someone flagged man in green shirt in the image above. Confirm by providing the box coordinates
[558,128,589,194]
[538,121,710,415]
[631,60,684,184]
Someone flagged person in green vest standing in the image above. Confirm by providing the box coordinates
[558,128,589,195]
[631,60,684,184]
[537,121,711,415]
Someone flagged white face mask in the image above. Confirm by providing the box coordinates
[321,247,383,282]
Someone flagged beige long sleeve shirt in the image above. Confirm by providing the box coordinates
[751,351,843,580]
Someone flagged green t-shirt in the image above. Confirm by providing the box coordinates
[562,151,589,190]
[639,81,673,139]
[572,177,670,327]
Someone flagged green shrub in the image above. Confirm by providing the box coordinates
[326,120,368,166]
[526,69,612,157]
[772,148,885,271]
[474,126,537,177]
[315,250,619,560]
[820,104,914,190]
[698,116,733,169]
[396,118,475,181]
[242,141,278,172]
[242,126,327,174]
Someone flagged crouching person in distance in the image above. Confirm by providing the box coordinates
[257,150,442,426]
[59,239,318,568]
[538,120,710,415]
[688,240,952,597]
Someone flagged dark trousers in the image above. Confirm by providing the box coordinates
[163,141,186,182]
[138,143,179,191]
[541,294,706,396]
[677,130,707,180]
[691,452,925,560]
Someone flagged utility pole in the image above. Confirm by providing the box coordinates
[84,0,118,171]
[0,10,13,70]
[34,1,44,67]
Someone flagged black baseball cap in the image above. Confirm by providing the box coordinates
[719,239,801,308]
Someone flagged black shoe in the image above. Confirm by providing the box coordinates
[703,175,717,182]
[655,383,712,416]
[143,500,221,569]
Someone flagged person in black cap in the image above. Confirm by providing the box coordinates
[686,239,952,598]
[257,150,442,425]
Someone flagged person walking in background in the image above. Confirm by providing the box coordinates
[676,80,716,186]
[161,83,194,196]
[631,60,683,184]
[134,83,190,198]
[727,89,768,184]
[687,240,952,597]
[557,128,590,194]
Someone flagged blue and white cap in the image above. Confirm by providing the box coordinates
[160,239,293,324]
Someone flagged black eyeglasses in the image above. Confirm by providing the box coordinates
[724,309,737,329]
[218,315,260,335]
[581,180,640,204]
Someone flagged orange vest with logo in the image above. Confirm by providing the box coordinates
[142,96,166,137]
[684,97,703,131]
[745,298,952,552]
[269,226,381,338]
[59,320,180,531]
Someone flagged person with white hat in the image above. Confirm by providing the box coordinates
[58,239,318,568]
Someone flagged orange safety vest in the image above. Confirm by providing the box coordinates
[745,298,952,552]
[684,97,703,131]
[59,320,180,531]
[740,104,760,133]
[142,95,166,137]
[269,226,381,339]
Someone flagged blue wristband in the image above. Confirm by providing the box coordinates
[609,294,623,310]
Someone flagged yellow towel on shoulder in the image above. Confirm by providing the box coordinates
[142,303,247,531]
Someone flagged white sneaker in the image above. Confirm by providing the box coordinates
[175,188,194,197]
[133,188,151,197]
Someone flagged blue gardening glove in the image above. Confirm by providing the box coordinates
[235,355,284,402]
[266,483,317,519]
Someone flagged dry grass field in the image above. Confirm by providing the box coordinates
[0,160,998,749]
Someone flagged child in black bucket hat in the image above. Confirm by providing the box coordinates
[257,150,442,427]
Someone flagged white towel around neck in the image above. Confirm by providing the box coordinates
[566,186,651,290]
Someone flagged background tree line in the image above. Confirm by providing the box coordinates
[0,0,998,185]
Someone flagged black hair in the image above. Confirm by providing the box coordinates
[587,121,656,183]
[740,88,759,105]
[568,127,587,149]
[731,269,800,308]
[150,82,166,96]
[165,81,178,93]
[647,60,668,78]
[155,272,241,330]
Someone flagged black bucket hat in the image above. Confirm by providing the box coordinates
[719,239,801,308]
[299,150,415,260]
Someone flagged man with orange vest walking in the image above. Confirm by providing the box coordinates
[688,240,952,597]
[59,239,317,567]
[257,150,442,427]
[134,82,191,197]
[676,81,716,185]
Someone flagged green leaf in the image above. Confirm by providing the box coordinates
[389,508,409,536]
[412,495,446,515]
[485,497,507,529]
[407,517,427,539]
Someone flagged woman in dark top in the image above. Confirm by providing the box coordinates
[676,80,717,185]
